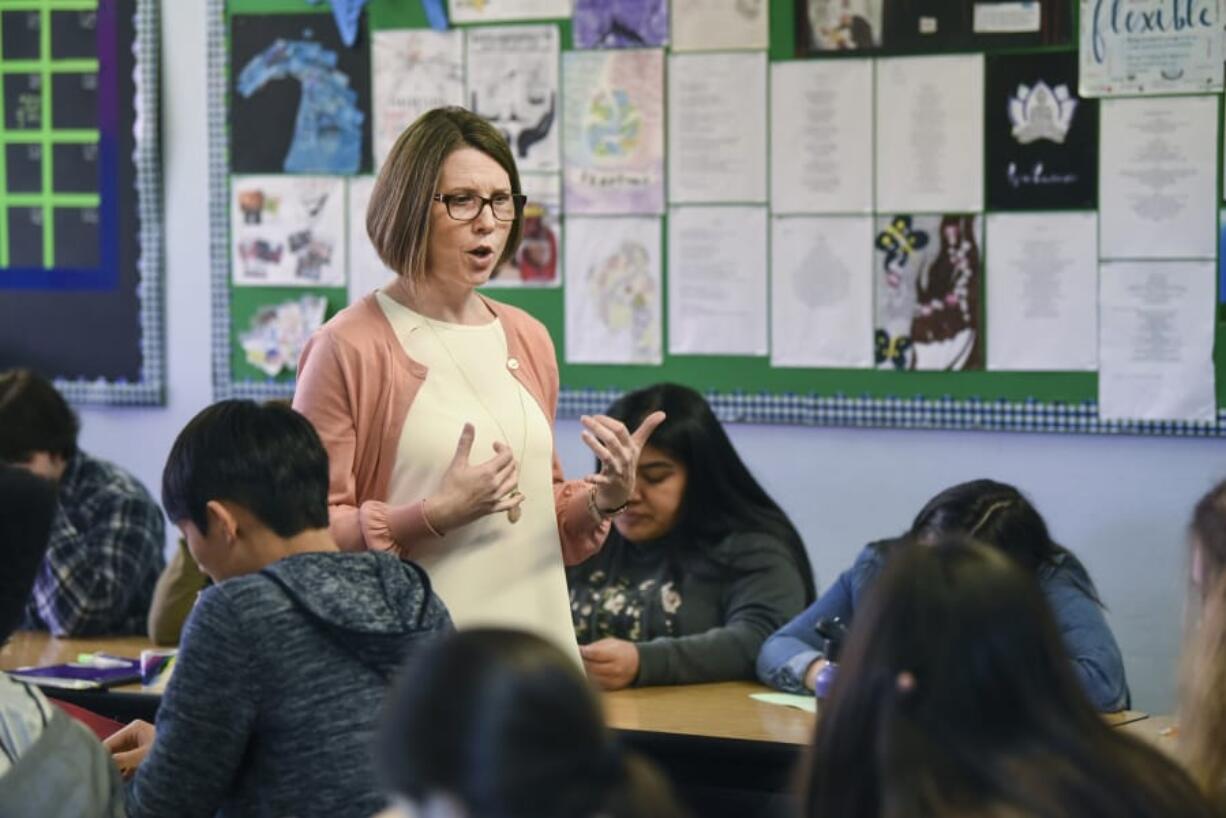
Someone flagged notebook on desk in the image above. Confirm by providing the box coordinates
[6,654,141,690]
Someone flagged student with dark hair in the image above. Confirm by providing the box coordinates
[103,400,451,818]
[803,540,1212,818]
[0,368,164,636]
[377,628,689,818]
[758,479,1128,712]
[567,383,814,689]
[0,465,126,817]
[1179,479,1226,809]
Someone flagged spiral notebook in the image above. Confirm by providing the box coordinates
[6,654,141,690]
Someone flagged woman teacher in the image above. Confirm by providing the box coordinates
[293,107,662,660]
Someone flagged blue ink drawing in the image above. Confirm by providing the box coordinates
[237,39,365,174]
[304,0,369,47]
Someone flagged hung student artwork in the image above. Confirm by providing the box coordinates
[346,176,392,303]
[564,216,662,365]
[796,0,883,51]
[573,0,670,48]
[465,25,560,173]
[371,28,463,169]
[487,174,562,287]
[448,0,570,24]
[562,49,665,215]
[1079,0,1223,96]
[229,13,372,175]
[239,294,328,378]
[231,175,345,288]
[986,52,1097,210]
[873,214,983,371]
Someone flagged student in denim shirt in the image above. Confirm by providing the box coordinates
[757,479,1129,712]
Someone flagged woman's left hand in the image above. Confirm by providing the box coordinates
[580,638,641,690]
[580,411,666,511]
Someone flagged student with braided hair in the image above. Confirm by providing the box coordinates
[757,479,1129,712]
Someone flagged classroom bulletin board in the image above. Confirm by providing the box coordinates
[209,0,1226,436]
[0,0,163,405]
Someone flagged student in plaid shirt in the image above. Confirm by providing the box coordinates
[0,369,164,636]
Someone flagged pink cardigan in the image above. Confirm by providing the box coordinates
[292,292,609,565]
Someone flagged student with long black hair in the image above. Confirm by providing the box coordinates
[803,540,1211,818]
[567,383,814,689]
[758,479,1129,711]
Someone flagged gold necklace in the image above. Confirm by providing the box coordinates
[420,314,528,525]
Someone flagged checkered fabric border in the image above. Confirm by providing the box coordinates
[58,0,165,405]
[208,0,300,402]
[558,390,1226,436]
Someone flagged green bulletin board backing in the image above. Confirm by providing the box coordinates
[210,0,1226,435]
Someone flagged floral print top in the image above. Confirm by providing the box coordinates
[566,531,809,687]
[570,570,683,644]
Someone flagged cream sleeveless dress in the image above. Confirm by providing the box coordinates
[376,292,581,665]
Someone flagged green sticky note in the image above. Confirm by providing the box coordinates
[749,692,817,714]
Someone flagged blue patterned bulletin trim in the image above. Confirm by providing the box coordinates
[557,390,1226,437]
[58,0,164,405]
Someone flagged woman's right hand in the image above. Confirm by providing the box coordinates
[424,423,523,534]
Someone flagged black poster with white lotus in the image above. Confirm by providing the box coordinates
[985,51,1097,211]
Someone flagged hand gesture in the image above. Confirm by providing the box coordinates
[426,423,523,533]
[581,411,666,512]
[104,718,157,780]
[579,637,641,690]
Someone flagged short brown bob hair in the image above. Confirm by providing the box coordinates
[366,107,523,284]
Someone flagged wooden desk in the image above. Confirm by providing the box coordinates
[0,632,1160,818]
[604,682,810,818]
[604,681,814,745]
[0,631,160,721]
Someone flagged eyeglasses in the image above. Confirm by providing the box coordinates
[432,192,527,222]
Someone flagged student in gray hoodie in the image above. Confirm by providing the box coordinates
[105,400,452,818]
[0,464,126,818]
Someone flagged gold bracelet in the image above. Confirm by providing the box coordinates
[421,499,444,538]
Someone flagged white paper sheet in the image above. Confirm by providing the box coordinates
[771,59,873,214]
[448,0,570,24]
[486,173,563,287]
[1080,0,1223,97]
[1099,260,1216,422]
[771,216,874,368]
[231,175,345,287]
[986,212,1098,371]
[1100,96,1217,260]
[875,55,984,213]
[562,49,665,215]
[372,29,464,169]
[668,52,767,204]
[671,0,769,51]
[564,216,662,364]
[347,176,395,303]
[668,206,767,356]
[466,25,560,173]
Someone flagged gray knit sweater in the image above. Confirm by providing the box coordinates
[125,551,451,818]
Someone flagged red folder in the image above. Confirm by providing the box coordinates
[48,698,125,740]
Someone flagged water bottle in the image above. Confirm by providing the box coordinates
[812,617,848,702]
